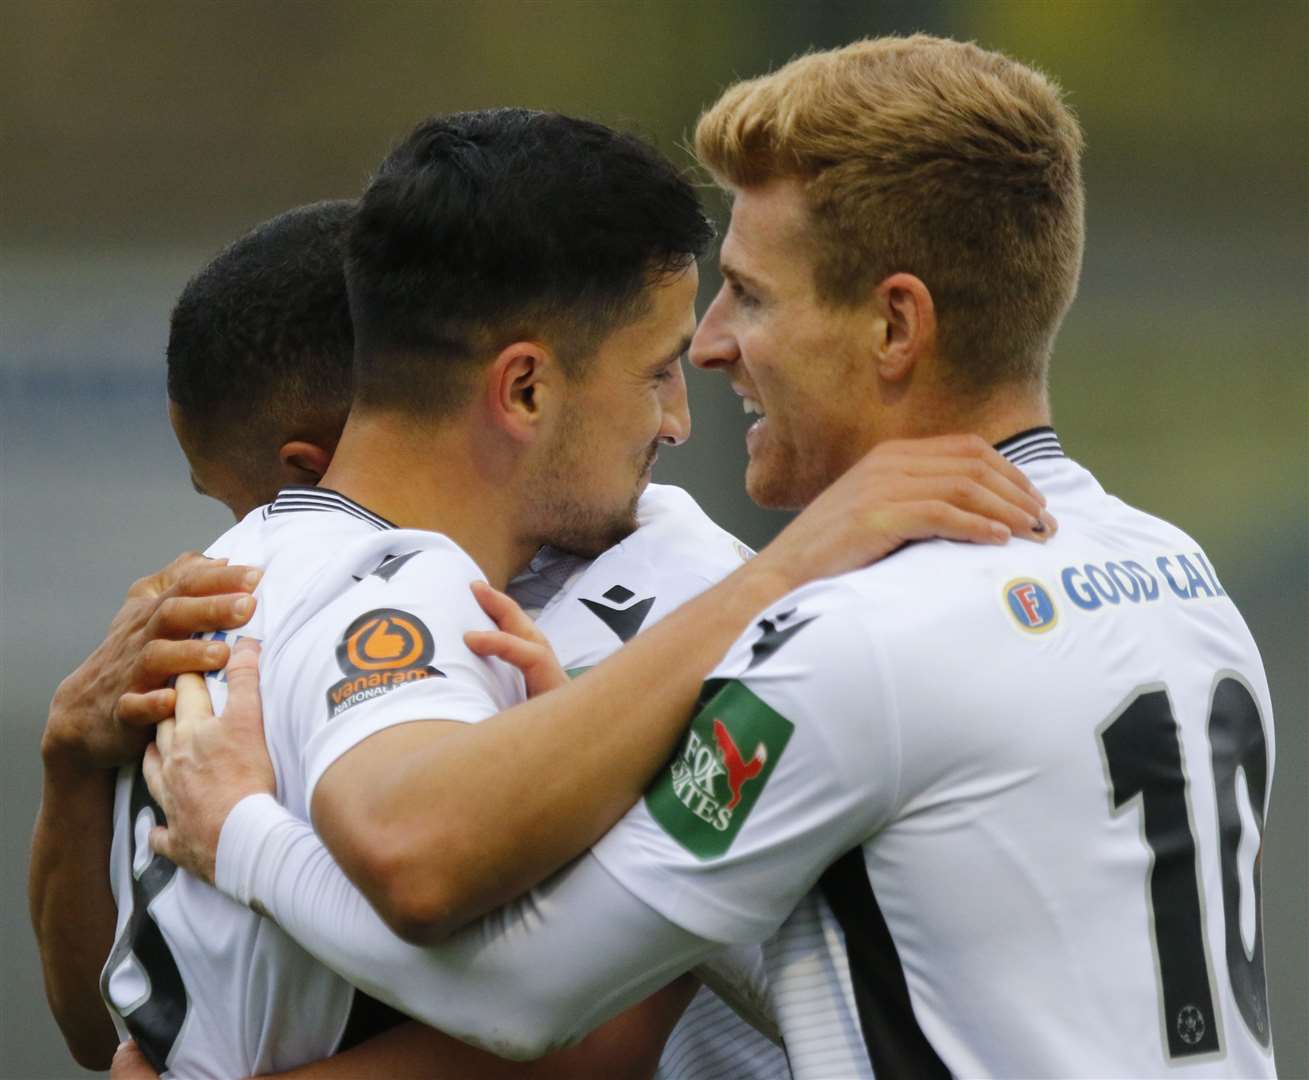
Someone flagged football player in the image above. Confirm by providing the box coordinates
[142,37,1277,1079]
[30,198,788,1078]
[39,107,1040,1078]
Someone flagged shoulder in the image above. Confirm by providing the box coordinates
[625,484,753,578]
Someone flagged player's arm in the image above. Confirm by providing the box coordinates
[29,553,259,1069]
[211,793,722,1060]
[265,979,692,1080]
[149,436,1053,945]
[109,981,691,1080]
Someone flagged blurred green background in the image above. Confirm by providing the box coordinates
[2,1,1305,1076]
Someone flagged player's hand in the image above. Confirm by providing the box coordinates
[42,551,261,773]
[109,1042,159,1080]
[464,580,569,697]
[753,434,1057,592]
[142,639,275,884]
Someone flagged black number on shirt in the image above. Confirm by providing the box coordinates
[1098,677,1270,1060]
[100,768,189,1070]
[1208,677,1271,1045]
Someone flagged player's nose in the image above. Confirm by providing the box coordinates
[658,362,691,446]
[689,287,738,372]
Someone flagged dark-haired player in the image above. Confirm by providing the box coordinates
[30,200,357,1070]
[144,38,1275,1080]
[41,108,1038,1078]
[33,198,788,1077]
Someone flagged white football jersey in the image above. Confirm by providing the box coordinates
[594,430,1277,1078]
[523,483,788,1080]
[104,482,783,1078]
[103,486,524,1077]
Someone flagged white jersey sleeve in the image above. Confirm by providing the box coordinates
[261,536,526,804]
[589,582,893,943]
[216,795,717,1059]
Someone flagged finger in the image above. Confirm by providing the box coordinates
[469,580,547,644]
[138,638,230,686]
[223,638,265,732]
[111,1040,160,1080]
[174,672,214,729]
[172,562,262,599]
[148,825,175,864]
[116,688,177,727]
[464,631,569,694]
[905,473,1054,541]
[884,435,1046,505]
[887,501,1014,547]
[146,594,256,639]
[141,743,169,808]
[129,551,217,600]
[154,717,176,758]
[464,629,551,667]
[897,454,1047,525]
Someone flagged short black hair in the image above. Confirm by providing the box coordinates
[167,200,356,460]
[346,109,713,415]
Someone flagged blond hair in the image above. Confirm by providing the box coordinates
[695,35,1085,390]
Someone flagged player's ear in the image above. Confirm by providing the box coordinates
[872,273,936,383]
[486,341,557,443]
[278,441,334,484]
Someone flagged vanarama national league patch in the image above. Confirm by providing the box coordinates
[326,607,444,719]
[645,679,794,859]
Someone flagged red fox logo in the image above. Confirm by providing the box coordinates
[713,718,767,810]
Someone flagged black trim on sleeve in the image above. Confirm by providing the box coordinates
[818,848,953,1080]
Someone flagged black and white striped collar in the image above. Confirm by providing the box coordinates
[264,486,396,531]
[995,426,1065,466]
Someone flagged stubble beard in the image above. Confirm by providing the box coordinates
[530,417,649,557]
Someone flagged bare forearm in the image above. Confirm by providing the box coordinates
[324,560,795,941]
[29,755,119,1069]
[261,980,693,1080]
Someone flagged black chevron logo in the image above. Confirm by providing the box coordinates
[352,550,422,584]
[580,584,656,643]
[747,609,817,670]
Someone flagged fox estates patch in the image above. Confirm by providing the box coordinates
[645,679,794,859]
[326,607,443,719]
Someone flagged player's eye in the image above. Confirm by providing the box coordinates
[729,280,758,308]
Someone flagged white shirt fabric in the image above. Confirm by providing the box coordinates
[218,432,1277,1079]
[104,482,783,1078]
[593,429,1278,1078]
[512,483,789,1080]
[103,486,524,1077]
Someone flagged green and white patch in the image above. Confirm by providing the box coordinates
[646,679,794,859]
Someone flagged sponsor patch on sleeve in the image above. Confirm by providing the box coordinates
[645,679,794,859]
[325,607,444,719]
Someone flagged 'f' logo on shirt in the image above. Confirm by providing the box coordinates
[1003,578,1058,633]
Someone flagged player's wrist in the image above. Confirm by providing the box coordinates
[214,792,292,909]
[40,713,106,777]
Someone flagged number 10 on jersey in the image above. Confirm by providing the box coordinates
[1098,675,1270,1061]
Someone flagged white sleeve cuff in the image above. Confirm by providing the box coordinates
[214,792,299,909]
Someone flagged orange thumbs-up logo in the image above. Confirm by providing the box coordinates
[328,608,442,719]
[343,612,428,671]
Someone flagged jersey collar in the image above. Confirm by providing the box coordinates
[994,426,1065,466]
[264,485,396,531]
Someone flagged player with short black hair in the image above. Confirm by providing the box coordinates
[167,200,356,517]
[33,190,789,1077]
[349,109,714,408]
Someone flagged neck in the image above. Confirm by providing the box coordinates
[889,377,1051,448]
[317,410,536,589]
